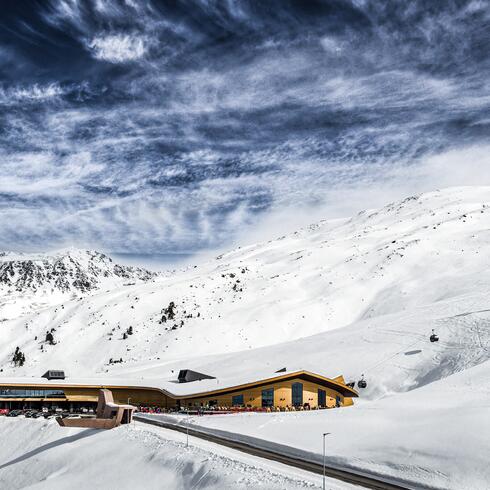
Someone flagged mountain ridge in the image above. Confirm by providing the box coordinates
[0,249,157,321]
[1,186,489,401]
[0,249,156,293]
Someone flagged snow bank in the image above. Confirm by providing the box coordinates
[0,417,347,489]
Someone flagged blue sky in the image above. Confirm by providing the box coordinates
[0,1,489,261]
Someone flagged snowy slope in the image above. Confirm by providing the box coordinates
[1,186,489,383]
[1,186,490,489]
[0,418,336,490]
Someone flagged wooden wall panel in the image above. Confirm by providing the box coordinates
[181,378,352,409]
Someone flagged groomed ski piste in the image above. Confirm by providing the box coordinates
[1,187,490,489]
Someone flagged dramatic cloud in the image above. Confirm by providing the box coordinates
[88,33,147,63]
[0,83,67,104]
[0,1,488,260]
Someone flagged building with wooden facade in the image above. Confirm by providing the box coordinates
[0,369,358,412]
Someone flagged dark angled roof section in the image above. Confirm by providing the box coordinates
[178,370,216,383]
[42,370,65,380]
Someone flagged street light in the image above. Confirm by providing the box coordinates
[186,407,190,448]
[322,432,331,490]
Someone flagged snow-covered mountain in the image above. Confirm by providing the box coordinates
[2,186,490,489]
[0,249,156,319]
[1,187,489,391]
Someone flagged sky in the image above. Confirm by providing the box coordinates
[0,0,489,262]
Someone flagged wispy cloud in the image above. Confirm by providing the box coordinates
[0,0,488,258]
[88,33,148,63]
[0,83,66,104]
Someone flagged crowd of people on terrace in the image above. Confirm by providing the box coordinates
[137,402,339,414]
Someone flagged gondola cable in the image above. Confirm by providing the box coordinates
[355,308,490,389]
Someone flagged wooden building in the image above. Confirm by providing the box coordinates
[0,370,358,411]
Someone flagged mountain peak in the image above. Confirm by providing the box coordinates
[0,248,156,296]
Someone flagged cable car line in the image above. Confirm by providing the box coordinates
[355,309,490,389]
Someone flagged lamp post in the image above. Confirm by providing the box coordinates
[186,408,190,448]
[322,432,331,490]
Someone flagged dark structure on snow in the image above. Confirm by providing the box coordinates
[178,369,215,383]
[42,370,65,380]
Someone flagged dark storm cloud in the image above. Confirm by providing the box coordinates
[0,0,488,255]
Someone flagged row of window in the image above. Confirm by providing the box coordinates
[196,384,341,408]
[232,385,338,408]
[0,388,66,398]
[232,383,309,408]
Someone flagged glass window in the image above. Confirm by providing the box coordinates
[318,389,326,407]
[232,394,244,406]
[261,388,274,407]
[45,389,65,398]
[0,387,65,398]
[292,382,303,406]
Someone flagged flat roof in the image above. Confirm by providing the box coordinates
[0,370,358,399]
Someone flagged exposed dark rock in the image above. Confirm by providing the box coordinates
[0,250,156,295]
